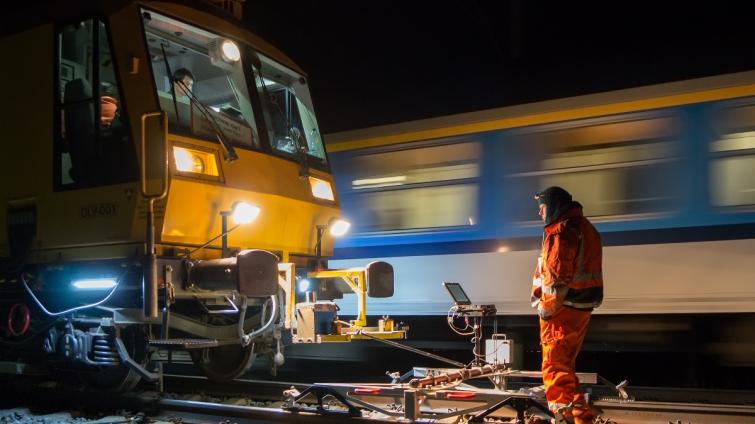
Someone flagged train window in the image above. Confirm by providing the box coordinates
[343,142,480,232]
[56,20,137,189]
[505,117,680,221]
[710,104,755,207]
[142,10,260,149]
[253,55,328,166]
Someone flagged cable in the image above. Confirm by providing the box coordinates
[338,320,466,368]
[182,224,240,258]
[242,294,278,343]
[447,305,475,336]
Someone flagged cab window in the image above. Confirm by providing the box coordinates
[56,19,136,189]
[142,10,261,149]
[253,55,328,166]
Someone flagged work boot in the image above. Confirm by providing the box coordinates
[551,411,574,424]
[572,407,597,424]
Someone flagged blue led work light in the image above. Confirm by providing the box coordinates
[71,278,118,290]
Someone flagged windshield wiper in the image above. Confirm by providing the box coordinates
[158,42,238,162]
[178,80,238,162]
[257,69,309,177]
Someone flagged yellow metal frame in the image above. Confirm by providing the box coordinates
[308,268,369,328]
[278,262,295,329]
[281,264,405,342]
[302,267,407,342]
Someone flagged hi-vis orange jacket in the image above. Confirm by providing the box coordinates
[531,203,603,319]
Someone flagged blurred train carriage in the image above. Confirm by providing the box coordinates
[0,0,401,390]
[326,72,755,388]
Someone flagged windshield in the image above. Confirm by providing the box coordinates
[142,10,260,149]
[253,55,327,164]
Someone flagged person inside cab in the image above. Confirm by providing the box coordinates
[172,68,194,98]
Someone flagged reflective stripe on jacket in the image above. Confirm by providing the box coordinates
[531,202,603,318]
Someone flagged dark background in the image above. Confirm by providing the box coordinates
[245,1,755,133]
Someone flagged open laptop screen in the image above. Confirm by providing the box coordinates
[443,282,472,306]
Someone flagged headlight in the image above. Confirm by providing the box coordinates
[173,146,220,177]
[309,176,335,201]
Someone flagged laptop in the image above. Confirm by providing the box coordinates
[443,282,472,306]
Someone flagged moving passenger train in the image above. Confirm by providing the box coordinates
[325,72,755,388]
[0,0,398,391]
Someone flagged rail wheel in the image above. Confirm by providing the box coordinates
[78,325,148,392]
[189,343,255,381]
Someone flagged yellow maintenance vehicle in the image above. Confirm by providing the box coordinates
[0,0,404,390]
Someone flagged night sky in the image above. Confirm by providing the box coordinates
[245,1,755,133]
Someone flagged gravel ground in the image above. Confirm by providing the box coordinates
[0,409,149,424]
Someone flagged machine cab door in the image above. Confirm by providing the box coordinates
[55,19,139,190]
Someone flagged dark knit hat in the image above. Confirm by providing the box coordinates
[535,186,573,225]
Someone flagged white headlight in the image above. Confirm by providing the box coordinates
[329,218,351,237]
[231,202,260,225]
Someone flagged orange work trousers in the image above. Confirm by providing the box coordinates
[540,306,593,422]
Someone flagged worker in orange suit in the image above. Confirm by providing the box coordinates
[532,186,603,424]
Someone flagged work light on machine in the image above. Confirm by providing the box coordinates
[221,40,241,62]
[187,201,261,259]
[313,218,351,269]
[208,38,241,66]
[231,201,260,225]
[328,218,351,236]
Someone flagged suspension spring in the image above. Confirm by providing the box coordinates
[92,335,120,365]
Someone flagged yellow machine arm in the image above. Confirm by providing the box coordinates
[278,262,406,343]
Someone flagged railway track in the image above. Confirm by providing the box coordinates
[1,374,754,423]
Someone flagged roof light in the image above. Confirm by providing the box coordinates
[221,39,241,62]
[208,38,241,69]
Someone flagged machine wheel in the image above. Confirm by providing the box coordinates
[78,326,148,392]
[189,343,255,382]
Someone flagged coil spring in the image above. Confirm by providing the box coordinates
[92,335,120,365]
